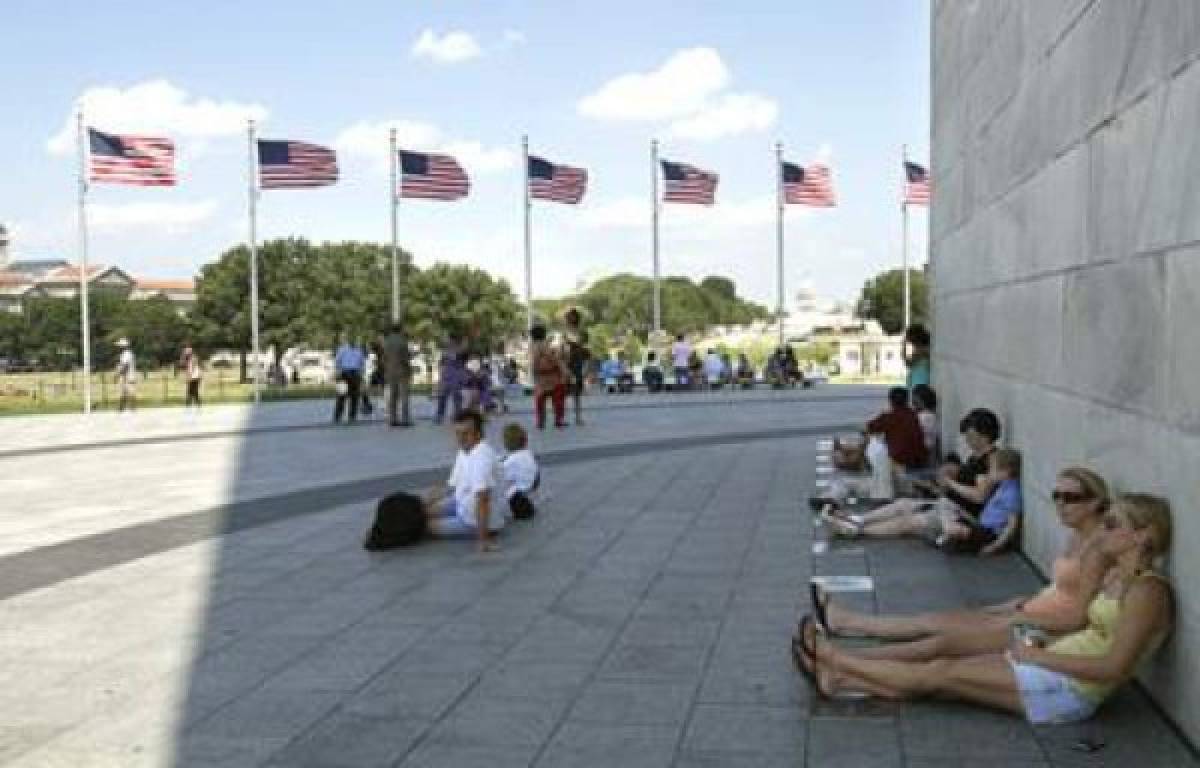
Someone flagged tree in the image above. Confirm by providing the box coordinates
[856,268,928,335]
[401,263,523,359]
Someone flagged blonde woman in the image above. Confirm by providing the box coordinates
[808,468,1111,662]
[796,493,1174,725]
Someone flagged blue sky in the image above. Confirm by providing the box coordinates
[2,0,929,305]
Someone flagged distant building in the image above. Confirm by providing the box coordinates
[0,259,196,315]
[804,320,905,378]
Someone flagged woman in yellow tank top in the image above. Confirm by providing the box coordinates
[807,468,1111,662]
[795,494,1174,725]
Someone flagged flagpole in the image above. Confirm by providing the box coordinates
[389,128,400,323]
[902,145,911,331]
[523,135,533,331]
[247,120,261,403]
[775,142,785,347]
[76,111,93,414]
[651,139,661,334]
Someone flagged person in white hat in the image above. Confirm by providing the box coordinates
[115,338,137,411]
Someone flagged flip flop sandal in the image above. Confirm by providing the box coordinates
[791,614,820,687]
[810,581,833,635]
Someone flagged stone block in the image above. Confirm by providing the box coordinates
[1064,257,1167,414]
[1138,58,1200,253]
[1024,144,1090,276]
[1165,246,1200,430]
[265,711,430,767]
[681,704,806,756]
[568,681,696,726]
[1089,85,1165,263]
[807,718,901,768]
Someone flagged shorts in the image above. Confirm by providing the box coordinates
[1008,659,1098,725]
[433,497,503,538]
[925,501,1001,553]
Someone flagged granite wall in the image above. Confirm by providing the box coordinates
[931,0,1200,743]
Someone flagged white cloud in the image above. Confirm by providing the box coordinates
[578,48,778,142]
[88,201,218,235]
[441,141,517,173]
[668,92,778,141]
[578,48,729,122]
[334,120,513,174]
[47,80,267,155]
[411,29,482,64]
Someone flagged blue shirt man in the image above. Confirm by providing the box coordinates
[335,343,365,374]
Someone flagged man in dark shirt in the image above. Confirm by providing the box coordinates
[866,387,928,470]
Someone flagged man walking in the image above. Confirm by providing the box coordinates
[333,334,365,423]
[383,323,413,427]
[115,338,137,411]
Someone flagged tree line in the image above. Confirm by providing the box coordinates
[0,237,926,372]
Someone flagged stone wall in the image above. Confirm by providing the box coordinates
[931,0,1200,743]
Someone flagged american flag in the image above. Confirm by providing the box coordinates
[257,140,338,189]
[87,129,175,186]
[398,150,470,200]
[528,156,587,204]
[661,160,718,205]
[903,161,930,206]
[781,162,836,206]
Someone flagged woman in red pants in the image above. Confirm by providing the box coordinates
[530,324,567,429]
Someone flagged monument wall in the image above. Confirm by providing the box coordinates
[931,0,1200,742]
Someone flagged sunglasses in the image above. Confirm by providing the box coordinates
[1051,490,1093,504]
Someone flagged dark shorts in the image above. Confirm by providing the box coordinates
[946,519,999,554]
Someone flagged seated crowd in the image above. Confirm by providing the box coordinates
[795,383,1177,729]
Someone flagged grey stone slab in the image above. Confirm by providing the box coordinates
[807,717,902,768]
[536,723,679,768]
[597,642,709,683]
[682,704,806,756]
[264,711,432,767]
[618,617,721,649]
[900,705,1044,760]
[568,681,696,726]
[472,661,593,704]
[263,628,426,691]
[425,695,567,748]
[399,741,539,768]
[190,690,342,741]
[343,668,480,720]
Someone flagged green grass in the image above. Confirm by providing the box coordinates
[0,370,435,416]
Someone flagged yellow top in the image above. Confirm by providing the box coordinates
[1049,573,1169,702]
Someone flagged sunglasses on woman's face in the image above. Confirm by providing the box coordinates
[1051,490,1092,504]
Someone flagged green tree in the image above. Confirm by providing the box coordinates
[856,268,928,335]
[403,263,523,359]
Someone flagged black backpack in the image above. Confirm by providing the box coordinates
[364,492,427,550]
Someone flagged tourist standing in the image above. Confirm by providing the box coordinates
[333,334,365,423]
[671,334,691,389]
[180,343,202,408]
[434,334,466,425]
[115,338,137,411]
[904,323,931,390]
[530,324,567,429]
[383,323,412,427]
[563,308,589,426]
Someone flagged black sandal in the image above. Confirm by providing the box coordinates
[791,614,820,688]
[810,581,833,636]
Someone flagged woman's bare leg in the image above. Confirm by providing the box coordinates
[825,596,1013,641]
[859,511,934,538]
[846,622,1013,662]
[818,642,1025,716]
[857,498,922,524]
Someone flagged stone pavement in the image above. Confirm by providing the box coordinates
[0,389,1194,766]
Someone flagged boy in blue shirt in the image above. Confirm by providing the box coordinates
[937,447,1022,555]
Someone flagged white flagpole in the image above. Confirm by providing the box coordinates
[775,142,785,347]
[247,120,261,403]
[902,145,911,331]
[389,128,400,323]
[76,111,93,414]
[523,135,533,331]
[651,139,661,334]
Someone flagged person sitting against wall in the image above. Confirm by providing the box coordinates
[806,468,1111,663]
[819,407,1001,536]
[795,493,1174,728]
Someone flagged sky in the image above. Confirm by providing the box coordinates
[1,0,930,307]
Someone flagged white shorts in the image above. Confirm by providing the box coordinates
[1008,658,1098,725]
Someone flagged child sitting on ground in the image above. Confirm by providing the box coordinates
[935,446,1022,555]
[501,423,540,520]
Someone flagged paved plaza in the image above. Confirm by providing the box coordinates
[0,388,1195,766]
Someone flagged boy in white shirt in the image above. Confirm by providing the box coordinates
[426,410,504,551]
[501,423,540,520]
